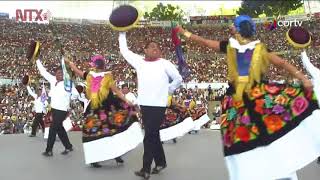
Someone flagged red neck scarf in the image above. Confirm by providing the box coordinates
[144,57,160,62]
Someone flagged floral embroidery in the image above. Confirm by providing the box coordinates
[240,115,250,125]
[272,105,285,114]
[255,99,265,114]
[291,96,309,116]
[227,108,237,121]
[223,131,233,147]
[264,95,273,108]
[265,84,281,94]
[274,94,289,105]
[83,100,136,138]
[251,86,264,99]
[284,87,300,97]
[263,114,283,133]
[233,100,244,108]
[282,112,291,122]
[221,82,316,149]
[235,126,250,142]
[251,126,259,134]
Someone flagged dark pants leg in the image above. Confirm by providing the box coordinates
[31,113,44,135]
[140,106,167,173]
[46,109,72,152]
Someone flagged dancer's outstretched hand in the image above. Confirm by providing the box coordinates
[302,79,313,90]
[175,25,185,34]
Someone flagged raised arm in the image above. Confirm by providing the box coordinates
[26,86,37,99]
[165,62,183,93]
[176,26,221,52]
[118,32,143,69]
[65,60,85,79]
[36,59,56,84]
[267,52,313,89]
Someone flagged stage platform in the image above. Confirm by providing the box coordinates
[1,130,319,180]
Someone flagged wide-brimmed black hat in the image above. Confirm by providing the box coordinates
[22,75,30,85]
[286,27,311,48]
[26,40,40,61]
[109,5,140,31]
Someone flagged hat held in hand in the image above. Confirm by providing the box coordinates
[109,5,140,31]
[286,26,311,49]
[27,40,41,61]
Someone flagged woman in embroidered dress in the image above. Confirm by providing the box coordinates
[66,55,143,168]
[176,15,320,180]
[160,95,191,143]
[187,95,210,133]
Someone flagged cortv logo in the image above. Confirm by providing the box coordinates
[263,18,303,30]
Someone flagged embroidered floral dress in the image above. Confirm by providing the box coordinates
[82,71,138,143]
[160,95,190,129]
[220,38,319,156]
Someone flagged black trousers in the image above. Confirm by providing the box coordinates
[46,109,72,152]
[140,106,167,173]
[31,113,45,135]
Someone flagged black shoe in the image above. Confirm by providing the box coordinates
[61,147,73,155]
[42,151,53,157]
[317,157,320,164]
[115,157,124,164]
[151,165,167,174]
[173,139,177,143]
[29,134,36,137]
[134,170,150,180]
[90,162,102,168]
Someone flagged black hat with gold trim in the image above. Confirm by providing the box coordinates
[109,5,140,31]
[27,40,40,61]
[286,26,311,49]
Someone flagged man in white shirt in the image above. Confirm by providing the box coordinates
[121,84,137,105]
[119,32,182,179]
[26,86,48,137]
[36,59,79,157]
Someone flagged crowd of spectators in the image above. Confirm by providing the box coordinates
[1,17,319,134]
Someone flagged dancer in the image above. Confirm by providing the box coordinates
[286,26,320,166]
[119,32,182,179]
[177,15,319,180]
[160,95,188,144]
[26,85,47,137]
[36,59,79,157]
[67,55,142,168]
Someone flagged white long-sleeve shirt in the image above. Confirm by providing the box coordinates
[26,86,48,113]
[119,32,182,107]
[78,93,90,113]
[125,92,138,105]
[301,51,320,106]
[36,59,79,111]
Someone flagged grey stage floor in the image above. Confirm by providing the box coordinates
[0,130,319,180]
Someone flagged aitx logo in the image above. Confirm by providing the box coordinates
[16,9,52,24]
[263,19,303,30]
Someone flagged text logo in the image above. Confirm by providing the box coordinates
[16,9,51,24]
[263,19,302,30]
